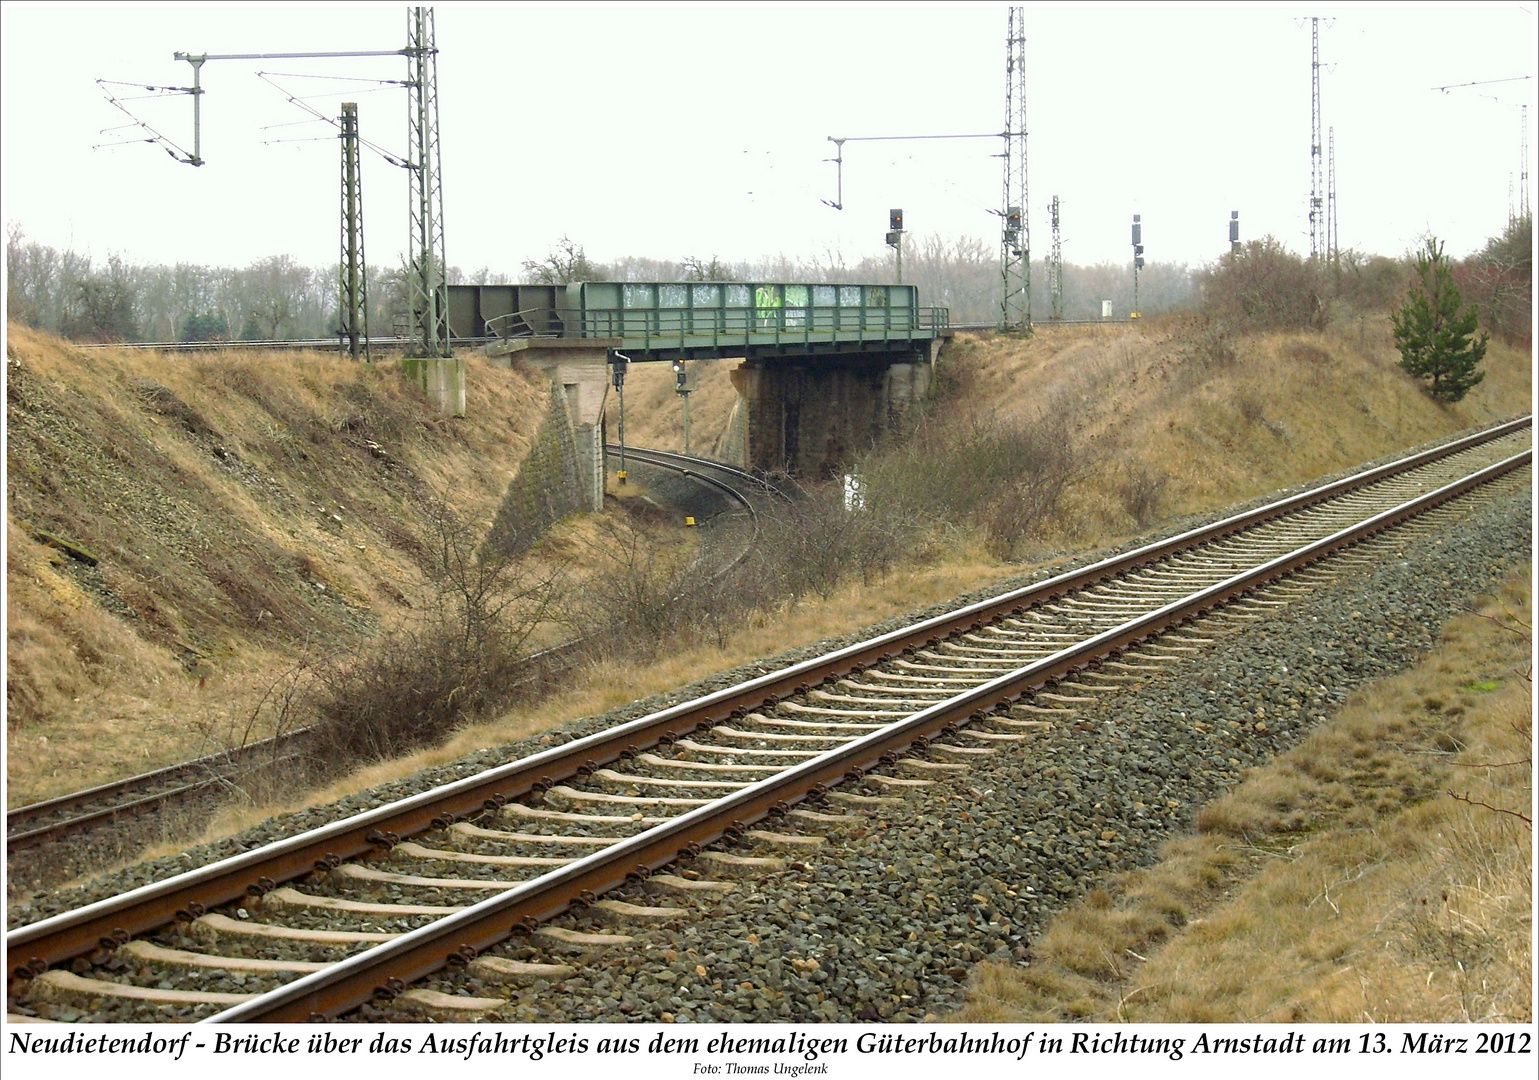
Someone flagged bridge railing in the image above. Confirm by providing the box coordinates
[573,305,949,350]
[485,307,566,341]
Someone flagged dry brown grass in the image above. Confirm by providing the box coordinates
[126,551,1025,860]
[7,310,1530,830]
[941,316,1531,543]
[601,318,1529,554]
[6,325,550,805]
[951,568,1532,1025]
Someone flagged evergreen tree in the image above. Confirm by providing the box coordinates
[1391,237,1487,402]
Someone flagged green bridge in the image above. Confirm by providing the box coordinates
[447,281,948,361]
[444,281,946,496]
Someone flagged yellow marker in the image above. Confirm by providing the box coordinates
[685,516,697,527]
[618,470,628,486]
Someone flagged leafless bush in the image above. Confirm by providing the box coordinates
[860,411,1080,557]
[1198,236,1327,333]
[298,498,567,766]
[1176,318,1237,371]
[1119,463,1168,528]
[565,515,698,660]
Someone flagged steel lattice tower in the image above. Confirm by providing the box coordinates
[1048,195,1063,320]
[1326,125,1338,270]
[339,102,370,361]
[1000,7,1031,331]
[1521,104,1531,220]
[1309,17,1324,261]
[406,6,449,358]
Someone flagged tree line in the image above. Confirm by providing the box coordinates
[6,216,1527,345]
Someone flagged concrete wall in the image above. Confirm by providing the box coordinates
[487,339,615,512]
[729,350,933,477]
[484,388,584,556]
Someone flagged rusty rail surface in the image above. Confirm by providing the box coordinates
[6,416,1529,1012]
[6,732,312,850]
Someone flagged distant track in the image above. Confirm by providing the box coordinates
[5,448,775,856]
[606,445,795,508]
[6,732,311,851]
[72,338,499,354]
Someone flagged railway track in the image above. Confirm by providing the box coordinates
[71,337,498,354]
[6,418,1530,1023]
[606,445,795,509]
[5,448,776,859]
[6,733,312,852]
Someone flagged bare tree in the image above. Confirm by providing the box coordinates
[522,235,605,284]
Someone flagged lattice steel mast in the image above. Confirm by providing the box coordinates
[1309,17,1324,261]
[339,102,370,360]
[1326,125,1338,270]
[405,6,448,359]
[1521,103,1530,220]
[1048,195,1063,321]
[1001,7,1031,331]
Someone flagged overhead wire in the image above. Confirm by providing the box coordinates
[94,80,194,162]
[255,72,410,169]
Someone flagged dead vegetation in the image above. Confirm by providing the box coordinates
[951,569,1532,1024]
[5,325,550,802]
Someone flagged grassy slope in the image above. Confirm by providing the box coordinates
[942,314,1529,540]
[5,326,550,804]
[612,316,1528,545]
[6,317,1530,812]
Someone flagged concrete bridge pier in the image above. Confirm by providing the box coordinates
[404,355,467,417]
[486,338,620,512]
[729,346,934,478]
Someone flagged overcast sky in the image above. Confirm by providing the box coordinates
[3,3,1534,279]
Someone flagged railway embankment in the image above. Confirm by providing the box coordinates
[8,436,1527,1022]
[5,326,554,804]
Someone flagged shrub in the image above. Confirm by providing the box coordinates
[303,499,567,765]
[859,411,1078,557]
[1197,236,1326,333]
[1455,215,1531,346]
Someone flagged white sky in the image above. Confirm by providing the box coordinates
[3,2,1535,278]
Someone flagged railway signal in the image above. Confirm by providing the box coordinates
[1131,214,1144,319]
[886,208,905,285]
[673,360,693,457]
[612,352,630,485]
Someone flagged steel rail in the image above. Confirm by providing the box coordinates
[206,446,1532,1021]
[71,337,497,353]
[6,417,1528,984]
[606,445,796,505]
[6,731,313,850]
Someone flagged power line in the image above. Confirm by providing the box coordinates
[821,132,1003,211]
[1431,75,1531,93]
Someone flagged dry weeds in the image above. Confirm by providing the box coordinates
[951,568,1532,1025]
[6,325,550,804]
[120,552,1026,862]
